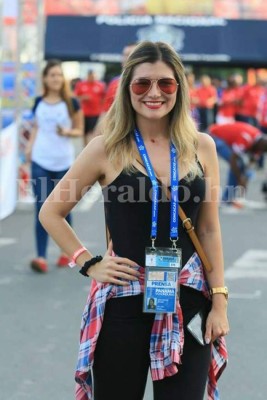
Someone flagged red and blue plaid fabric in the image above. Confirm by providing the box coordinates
[75,252,228,400]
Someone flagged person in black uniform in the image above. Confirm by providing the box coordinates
[39,41,229,400]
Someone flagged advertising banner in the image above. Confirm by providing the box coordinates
[45,16,267,65]
[44,0,267,20]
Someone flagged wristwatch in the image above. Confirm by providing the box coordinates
[210,286,229,300]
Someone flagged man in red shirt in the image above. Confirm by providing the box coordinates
[196,75,217,131]
[209,122,267,203]
[186,71,200,127]
[101,43,137,113]
[216,76,243,124]
[75,70,106,145]
[101,77,119,114]
[257,87,267,133]
[235,75,265,127]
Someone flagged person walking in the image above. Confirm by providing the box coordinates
[75,69,106,146]
[101,43,137,113]
[235,74,265,127]
[209,121,267,205]
[196,74,217,131]
[216,75,241,124]
[39,42,229,400]
[185,71,200,127]
[257,83,267,174]
[25,59,83,273]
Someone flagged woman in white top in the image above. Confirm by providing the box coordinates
[25,59,83,273]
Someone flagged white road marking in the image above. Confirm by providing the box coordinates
[0,237,17,247]
[241,199,267,210]
[220,205,251,215]
[225,250,267,279]
[229,290,262,299]
[220,200,267,214]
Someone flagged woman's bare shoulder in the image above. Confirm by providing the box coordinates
[73,135,109,177]
[196,132,217,172]
[79,135,120,184]
[83,134,110,163]
[85,134,106,156]
[197,131,216,152]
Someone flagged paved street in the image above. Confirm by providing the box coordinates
[1,162,267,400]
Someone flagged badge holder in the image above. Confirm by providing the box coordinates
[143,244,182,314]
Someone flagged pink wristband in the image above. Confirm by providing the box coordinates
[69,246,87,268]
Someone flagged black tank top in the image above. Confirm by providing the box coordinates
[103,164,205,269]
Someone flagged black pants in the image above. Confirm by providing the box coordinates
[93,289,211,400]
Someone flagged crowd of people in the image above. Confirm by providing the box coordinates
[72,67,267,147]
[186,70,267,131]
[186,71,267,205]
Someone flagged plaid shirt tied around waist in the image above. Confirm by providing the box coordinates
[75,252,228,400]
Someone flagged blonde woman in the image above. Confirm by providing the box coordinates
[26,59,83,272]
[39,42,229,400]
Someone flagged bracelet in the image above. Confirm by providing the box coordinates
[79,255,103,277]
[210,286,229,300]
[69,246,87,268]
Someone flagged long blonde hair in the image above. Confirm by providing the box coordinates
[103,41,200,177]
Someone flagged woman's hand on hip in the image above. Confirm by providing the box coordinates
[88,241,141,285]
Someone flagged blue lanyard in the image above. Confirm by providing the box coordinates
[134,128,179,248]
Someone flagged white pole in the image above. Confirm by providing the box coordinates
[16,0,21,119]
[37,0,45,94]
[0,0,3,231]
[0,0,4,231]
[0,0,3,132]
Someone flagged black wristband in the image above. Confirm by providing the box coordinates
[79,255,103,277]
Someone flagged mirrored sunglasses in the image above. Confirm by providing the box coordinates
[130,78,179,95]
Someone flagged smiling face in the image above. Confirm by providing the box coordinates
[129,61,178,126]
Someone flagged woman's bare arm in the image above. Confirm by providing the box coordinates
[39,136,140,284]
[25,123,37,162]
[197,133,225,291]
[196,132,229,341]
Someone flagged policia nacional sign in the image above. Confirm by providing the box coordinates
[45,15,267,66]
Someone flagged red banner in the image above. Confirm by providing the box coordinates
[44,0,267,19]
